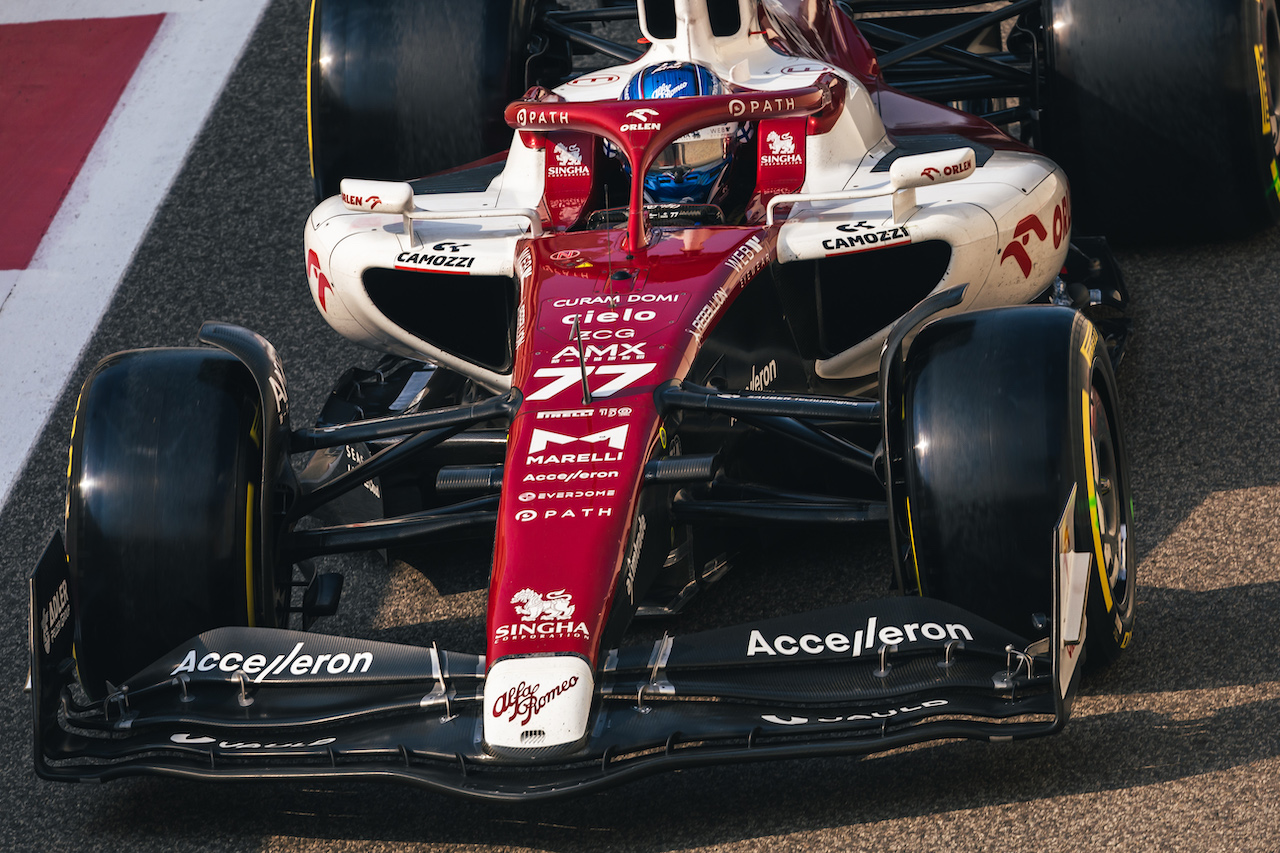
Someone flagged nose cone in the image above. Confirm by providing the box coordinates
[484,655,595,755]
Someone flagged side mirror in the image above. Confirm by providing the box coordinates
[889,148,977,191]
[338,178,415,214]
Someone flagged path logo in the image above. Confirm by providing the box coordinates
[529,424,628,454]
[511,588,576,621]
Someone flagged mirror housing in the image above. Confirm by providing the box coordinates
[889,147,977,191]
[339,178,415,214]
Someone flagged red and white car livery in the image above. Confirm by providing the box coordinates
[33,0,1134,798]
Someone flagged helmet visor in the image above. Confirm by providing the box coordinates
[653,136,730,170]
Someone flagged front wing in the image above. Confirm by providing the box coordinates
[31,531,1083,801]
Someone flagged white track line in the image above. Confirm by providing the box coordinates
[0,0,271,510]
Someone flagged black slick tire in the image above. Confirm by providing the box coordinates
[66,348,276,699]
[901,306,1135,663]
[1042,0,1280,239]
[308,0,539,201]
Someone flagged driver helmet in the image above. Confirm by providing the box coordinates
[619,62,741,205]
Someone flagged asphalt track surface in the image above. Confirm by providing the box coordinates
[4,1,1280,850]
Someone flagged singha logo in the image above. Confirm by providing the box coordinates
[554,143,583,167]
[511,588,576,622]
[766,130,796,155]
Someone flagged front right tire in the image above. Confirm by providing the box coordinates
[901,306,1135,663]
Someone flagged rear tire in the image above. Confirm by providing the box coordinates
[901,307,1135,663]
[1042,0,1280,239]
[308,0,541,201]
[66,349,279,699]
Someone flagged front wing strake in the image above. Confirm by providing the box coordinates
[30,530,1080,801]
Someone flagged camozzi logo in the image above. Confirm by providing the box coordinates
[495,589,591,641]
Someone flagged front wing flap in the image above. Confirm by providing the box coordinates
[31,532,1079,801]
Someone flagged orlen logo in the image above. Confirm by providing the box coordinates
[341,193,381,209]
[942,160,972,177]
[307,249,335,313]
[920,167,941,181]
[620,107,660,132]
[999,194,1069,279]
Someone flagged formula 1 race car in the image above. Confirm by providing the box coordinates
[34,0,1194,800]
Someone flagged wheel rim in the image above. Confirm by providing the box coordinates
[1088,384,1129,610]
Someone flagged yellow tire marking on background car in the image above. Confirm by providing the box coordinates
[905,497,923,594]
[1082,388,1114,612]
[1257,44,1273,136]
[245,481,257,626]
[306,0,317,179]
[1272,160,1280,200]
